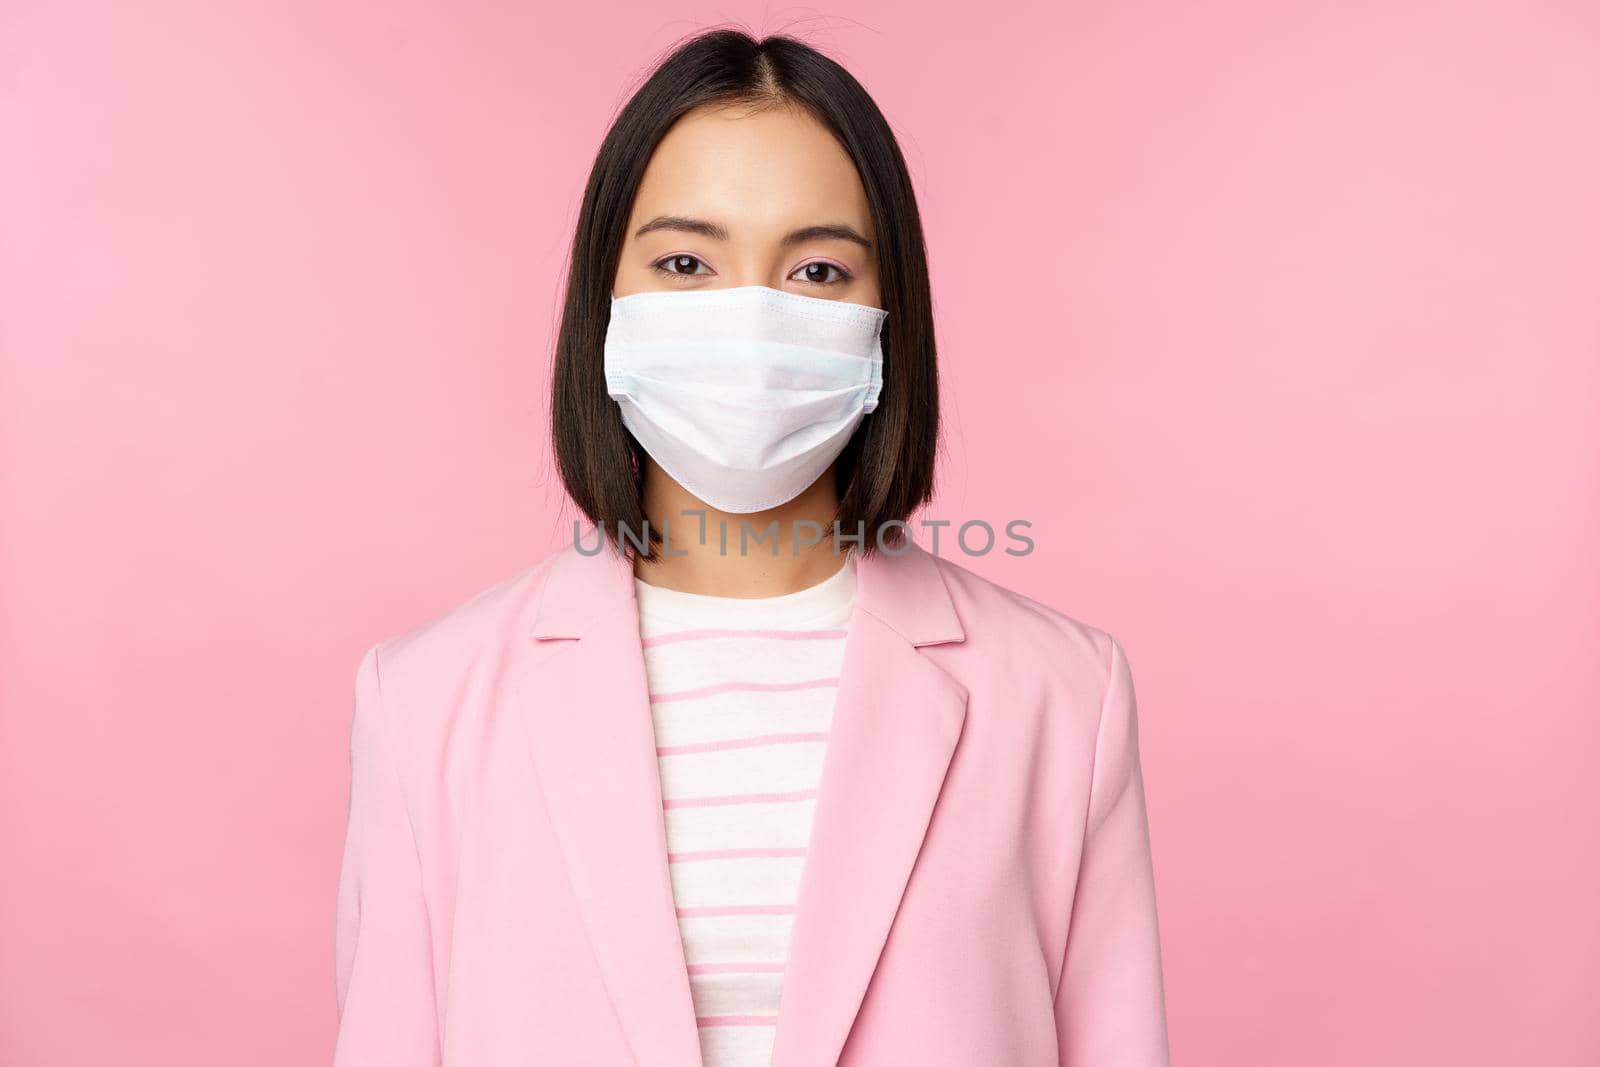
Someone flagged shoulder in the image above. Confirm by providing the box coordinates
[358,546,565,733]
[923,547,1125,699]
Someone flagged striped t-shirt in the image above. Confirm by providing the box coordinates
[634,553,857,1067]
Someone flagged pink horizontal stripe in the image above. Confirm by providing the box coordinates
[668,846,808,863]
[642,627,848,648]
[676,903,796,918]
[663,788,820,809]
[686,962,787,975]
[697,1014,780,1028]
[649,677,840,704]
[656,730,829,757]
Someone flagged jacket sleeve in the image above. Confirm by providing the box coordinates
[333,644,443,1066]
[1055,636,1171,1066]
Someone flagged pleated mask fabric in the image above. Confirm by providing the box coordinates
[603,285,887,514]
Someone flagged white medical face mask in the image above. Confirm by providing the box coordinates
[603,285,886,514]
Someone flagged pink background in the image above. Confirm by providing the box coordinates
[3,2,1597,1064]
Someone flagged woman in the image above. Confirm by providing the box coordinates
[334,28,1170,1067]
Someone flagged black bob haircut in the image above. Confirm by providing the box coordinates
[551,28,940,559]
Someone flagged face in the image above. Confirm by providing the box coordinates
[612,102,881,309]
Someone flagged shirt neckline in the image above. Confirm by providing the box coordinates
[633,552,857,629]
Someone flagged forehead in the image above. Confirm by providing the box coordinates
[628,103,873,234]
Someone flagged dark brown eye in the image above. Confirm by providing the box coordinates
[792,261,849,285]
[661,254,705,275]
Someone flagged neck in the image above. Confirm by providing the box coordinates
[634,462,851,597]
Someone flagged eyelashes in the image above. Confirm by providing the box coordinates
[650,253,713,280]
[791,261,853,286]
[649,254,855,287]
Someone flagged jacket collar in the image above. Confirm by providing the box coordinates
[516,523,968,1067]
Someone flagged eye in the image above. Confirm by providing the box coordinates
[651,254,713,279]
[790,260,853,286]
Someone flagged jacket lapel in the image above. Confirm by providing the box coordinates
[513,532,968,1067]
[770,541,968,1067]
[512,535,704,1067]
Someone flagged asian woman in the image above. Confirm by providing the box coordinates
[334,27,1170,1067]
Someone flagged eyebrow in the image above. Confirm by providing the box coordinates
[632,215,873,250]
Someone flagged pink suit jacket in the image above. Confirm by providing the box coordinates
[334,535,1171,1066]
